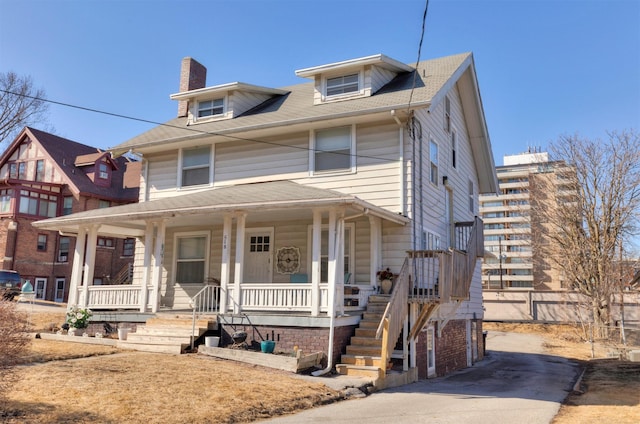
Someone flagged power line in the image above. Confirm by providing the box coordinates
[407,0,430,112]
[0,88,398,164]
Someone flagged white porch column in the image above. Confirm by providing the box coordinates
[369,216,382,288]
[150,220,166,313]
[311,209,322,316]
[81,225,99,307]
[233,212,246,314]
[335,210,345,317]
[68,227,87,308]
[327,210,337,317]
[219,214,233,313]
[139,221,154,312]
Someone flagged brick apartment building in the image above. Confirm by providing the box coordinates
[0,127,140,302]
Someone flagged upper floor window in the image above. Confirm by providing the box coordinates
[468,180,474,212]
[198,98,224,118]
[18,189,56,217]
[18,162,27,180]
[429,139,439,185]
[9,163,17,179]
[98,163,109,179]
[180,146,211,187]
[37,234,47,252]
[444,96,451,133]
[0,189,13,213]
[35,160,45,181]
[63,196,73,215]
[451,130,457,169]
[123,238,135,257]
[58,237,70,262]
[313,126,353,173]
[326,74,359,97]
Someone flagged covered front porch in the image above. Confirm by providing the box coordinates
[33,181,409,317]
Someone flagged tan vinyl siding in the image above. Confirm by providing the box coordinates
[228,91,273,118]
[214,132,309,183]
[370,65,398,93]
[145,151,179,200]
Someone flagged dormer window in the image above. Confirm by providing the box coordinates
[98,163,109,179]
[198,98,224,118]
[326,74,359,97]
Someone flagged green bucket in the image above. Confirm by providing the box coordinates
[261,340,276,353]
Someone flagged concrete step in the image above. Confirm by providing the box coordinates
[335,364,383,379]
[125,334,193,344]
[117,341,186,354]
[145,317,215,329]
[135,326,205,337]
[349,336,383,347]
[339,354,384,367]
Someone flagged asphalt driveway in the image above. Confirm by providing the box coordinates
[265,331,581,424]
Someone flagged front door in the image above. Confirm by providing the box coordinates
[55,278,65,302]
[243,229,273,283]
[35,278,47,300]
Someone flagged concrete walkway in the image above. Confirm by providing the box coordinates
[265,331,581,424]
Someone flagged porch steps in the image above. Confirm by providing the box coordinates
[117,317,216,354]
[336,295,390,380]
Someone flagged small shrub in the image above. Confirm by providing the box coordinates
[0,300,30,399]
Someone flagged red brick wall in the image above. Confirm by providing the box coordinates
[219,323,356,367]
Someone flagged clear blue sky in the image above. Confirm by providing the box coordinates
[1,0,638,164]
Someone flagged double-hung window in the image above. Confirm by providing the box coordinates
[430,139,439,185]
[198,98,224,118]
[181,146,211,187]
[326,74,359,97]
[314,126,352,173]
[174,232,209,284]
[58,237,70,262]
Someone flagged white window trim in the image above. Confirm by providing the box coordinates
[172,230,211,285]
[177,145,214,189]
[309,125,356,176]
[306,222,355,282]
[321,71,364,102]
[195,96,227,122]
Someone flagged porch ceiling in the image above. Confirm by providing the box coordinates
[33,180,409,236]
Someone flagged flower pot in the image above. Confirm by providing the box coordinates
[381,278,393,294]
[205,336,220,347]
[118,328,131,340]
[261,340,276,353]
[68,327,82,336]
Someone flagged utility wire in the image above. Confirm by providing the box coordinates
[0,88,398,164]
[407,0,429,113]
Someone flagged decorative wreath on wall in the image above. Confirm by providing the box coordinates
[276,246,301,274]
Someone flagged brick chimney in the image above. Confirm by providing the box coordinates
[177,57,207,118]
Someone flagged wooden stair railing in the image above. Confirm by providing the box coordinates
[375,258,410,375]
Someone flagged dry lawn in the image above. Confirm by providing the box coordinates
[2,309,638,423]
[484,322,640,424]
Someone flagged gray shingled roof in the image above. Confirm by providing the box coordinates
[112,53,473,152]
[32,180,409,230]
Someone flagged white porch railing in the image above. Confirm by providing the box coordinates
[81,285,152,310]
[226,283,329,313]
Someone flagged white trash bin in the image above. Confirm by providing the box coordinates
[205,336,220,347]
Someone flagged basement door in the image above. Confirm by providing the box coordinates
[243,229,273,283]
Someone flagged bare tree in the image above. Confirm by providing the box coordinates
[0,71,50,146]
[533,131,640,339]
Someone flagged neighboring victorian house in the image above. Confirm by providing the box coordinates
[0,127,140,302]
[33,52,498,385]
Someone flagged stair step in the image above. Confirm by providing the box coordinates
[145,317,215,329]
[355,328,378,337]
[339,354,384,367]
[359,319,382,329]
[349,336,383,347]
[365,304,388,313]
[346,345,383,356]
[125,334,193,344]
[335,364,384,379]
[135,327,205,337]
[117,341,186,354]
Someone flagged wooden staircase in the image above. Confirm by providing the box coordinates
[336,294,391,380]
[117,316,216,354]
